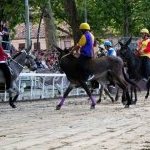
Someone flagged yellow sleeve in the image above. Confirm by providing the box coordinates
[78,35,86,46]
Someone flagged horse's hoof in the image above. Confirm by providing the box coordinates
[56,105,61,110]
[145,95,148,99]
[111,99,115,103]
[90,104,95,109]
[10,104,16,108]
[97,100,101,104]
[124,105,129,108]
[131,101,136,105]
[122,101,127,105]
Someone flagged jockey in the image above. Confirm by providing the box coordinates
[0,35,12,92]
[104,40,116,90]
[104,40,116,56]
[136,28,150,80]
[72,22,95,81]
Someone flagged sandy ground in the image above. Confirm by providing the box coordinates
[0,93,150,150]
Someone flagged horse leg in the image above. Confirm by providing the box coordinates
[56,83,73,110]
[97,84,104,104]
[145,79,150,99]
[116,81,131,108]
[115,87,120,101]
[125,89,132,108]
[133,87,137,104]
[104,87,114,103]
[108,71,131,108]
[80,81,96,109]
[130,86,133,101]
[130,86,137,104]
[9,93,16,108]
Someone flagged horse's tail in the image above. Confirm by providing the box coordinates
[122,67,140,91]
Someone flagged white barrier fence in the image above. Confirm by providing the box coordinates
[0,73,99,101]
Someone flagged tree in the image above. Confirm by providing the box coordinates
[43,0,57,50]
[1,0,150,42]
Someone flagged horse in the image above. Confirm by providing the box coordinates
[54,46,138,109]
[94,46,120,103]
[0,49,37,108]
[55,46,116,103]
[118,37,150,101]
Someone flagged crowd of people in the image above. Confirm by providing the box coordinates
[32,49,59,72]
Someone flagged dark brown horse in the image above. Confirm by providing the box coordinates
[119,37,150,101]
[55,46,138,109]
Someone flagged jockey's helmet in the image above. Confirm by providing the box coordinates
[140,28,149,34]
[104,40,112,47]
[79,23,90,30]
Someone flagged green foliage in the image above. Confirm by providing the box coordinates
[1,0,150,38]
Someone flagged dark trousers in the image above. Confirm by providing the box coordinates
[0,63,11,89]
[141,56,150,79]
[78,55,92,81]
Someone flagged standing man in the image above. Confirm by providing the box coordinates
[136,28,150,81]
[72,22,95,81]
[2,21,10,51]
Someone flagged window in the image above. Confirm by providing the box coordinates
[18,43,25,50]
[34,42,41,50]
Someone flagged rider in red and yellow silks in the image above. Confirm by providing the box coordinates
[137,31,150,58]
[136,28,150,80]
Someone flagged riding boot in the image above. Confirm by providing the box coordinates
[78,55,93,81]
[141,56,150,80]
[0,63,12,90]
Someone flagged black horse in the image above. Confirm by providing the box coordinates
[0,49,37,108]
[118,37,150,101]
[54,46,138,109]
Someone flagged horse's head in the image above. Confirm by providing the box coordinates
[25,54,37,71]
[21,42,37,71]
[53,45,72,60]
[54,46,76,73]
[118,37,133,61]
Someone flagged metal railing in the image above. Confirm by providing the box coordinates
[0,73,99,101]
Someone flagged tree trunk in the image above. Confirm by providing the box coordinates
[43,0,57,50]
[63,0,80,45]
[123,0,129,37]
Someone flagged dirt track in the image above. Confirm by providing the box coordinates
[0,94,150,150]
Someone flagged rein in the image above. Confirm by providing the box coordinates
[9,50,29,69]
[9,58,25,68]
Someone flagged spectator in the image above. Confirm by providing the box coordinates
[2,21,10,51]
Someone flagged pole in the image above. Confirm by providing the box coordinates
[84,0,87,22]
[25,0,31,49]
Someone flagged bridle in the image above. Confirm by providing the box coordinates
[8,50,29,69]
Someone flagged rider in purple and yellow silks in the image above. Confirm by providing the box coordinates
[77,23,94,57]
[72,22,95,81]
